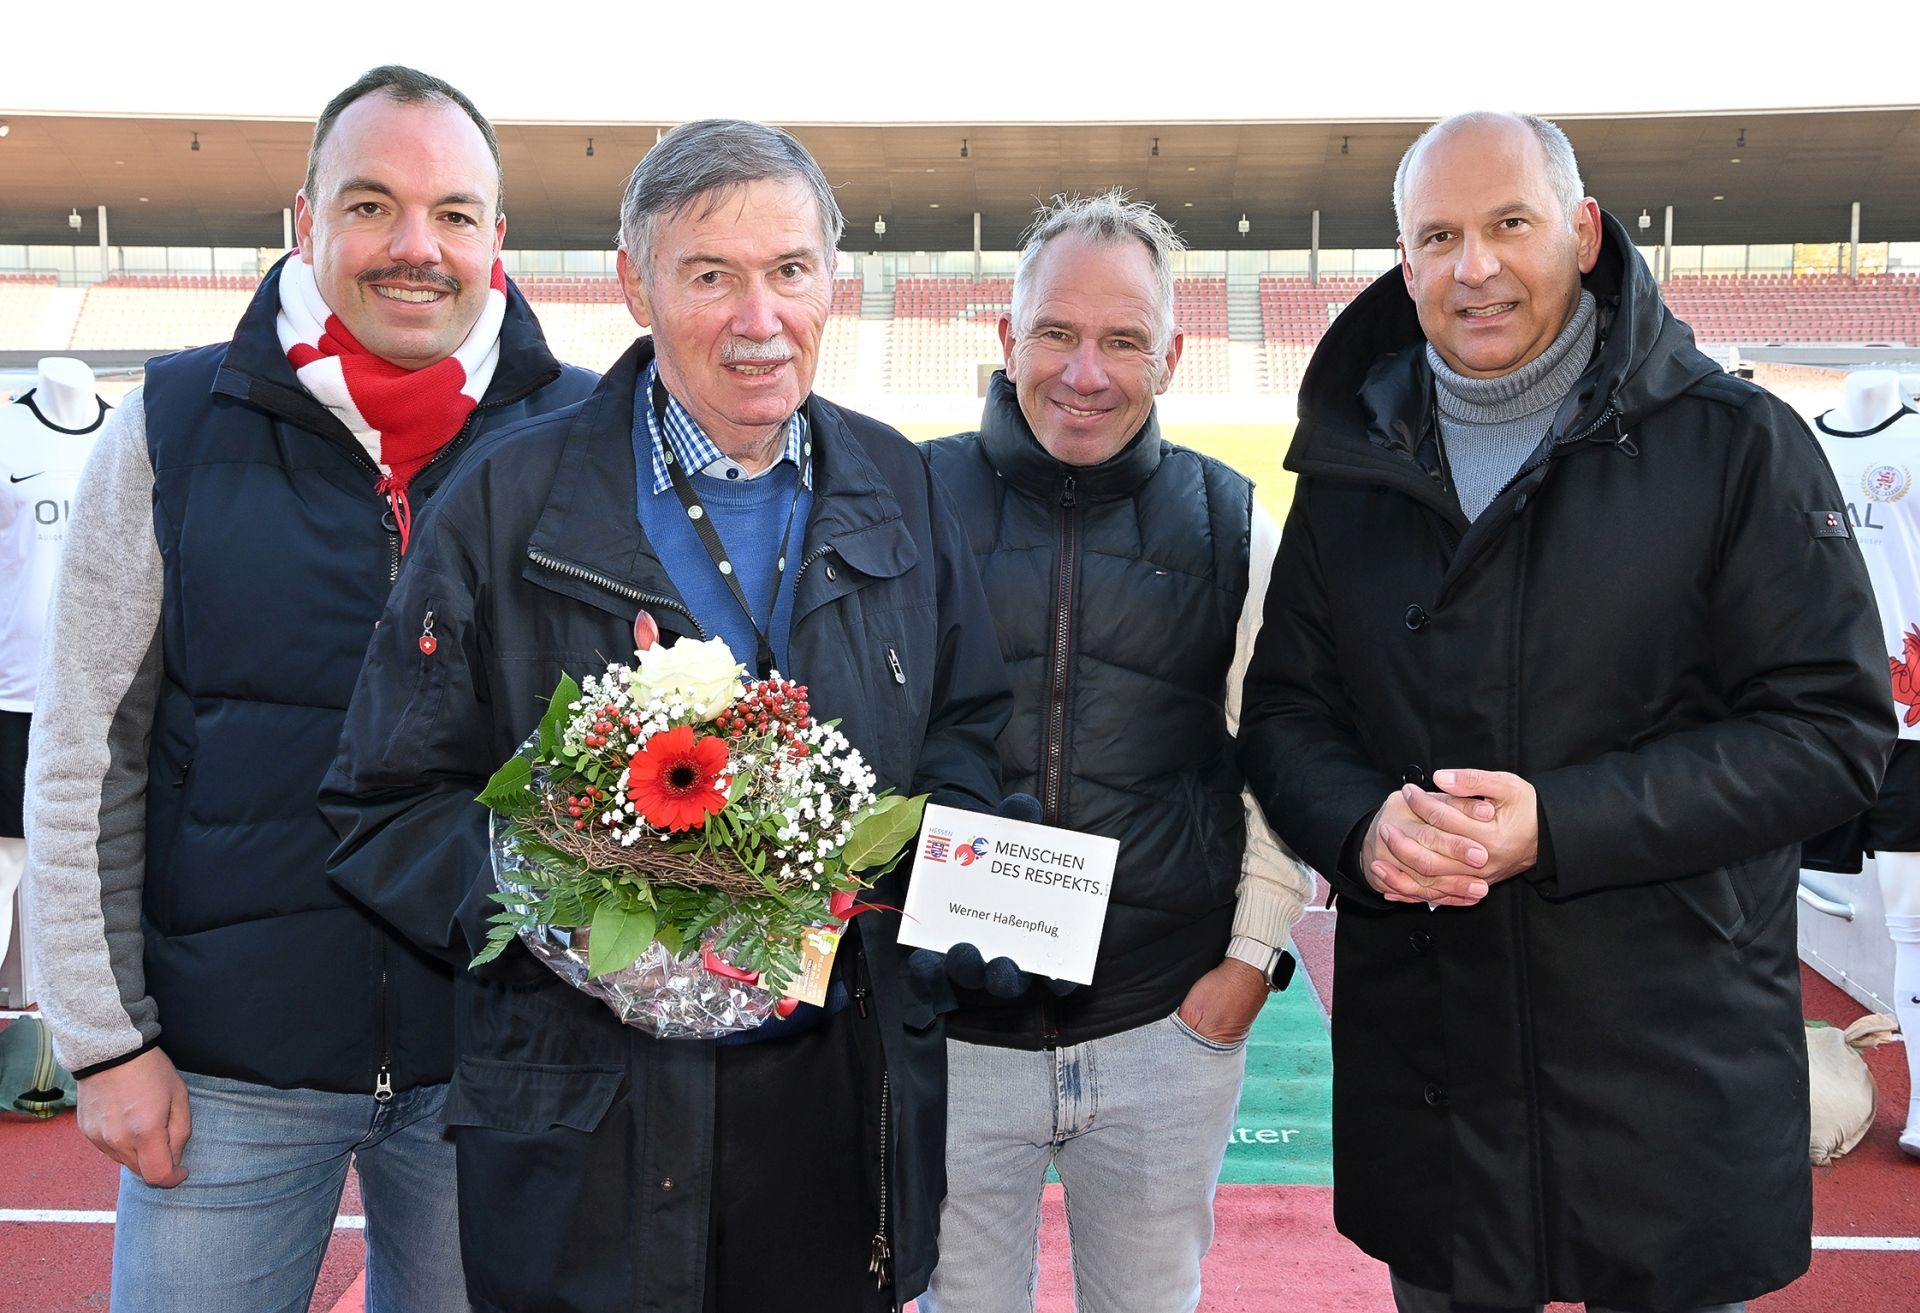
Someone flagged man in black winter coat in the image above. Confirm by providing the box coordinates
[1240,111,1894,1313]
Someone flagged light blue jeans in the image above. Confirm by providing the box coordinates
[922,1012,1247,1313]
[1390,1271,1747,1313]
[110,1070,467,1313]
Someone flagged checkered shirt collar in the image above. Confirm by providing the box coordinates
[641,360,811,495]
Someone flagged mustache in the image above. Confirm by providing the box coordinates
[720,337,793,363]
[357,264,460,292]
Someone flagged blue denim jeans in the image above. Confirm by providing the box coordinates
[110,1070,466,1313]
[1390,1271,1747,1313]
[921,1012,1247,1313]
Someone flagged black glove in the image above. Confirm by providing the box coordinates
[906,793,1080,999]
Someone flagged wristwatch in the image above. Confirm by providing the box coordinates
[1225,936,1297,992]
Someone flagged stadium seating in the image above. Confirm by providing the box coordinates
[0,274,61,350]
[893,277,1012,322]
[516,275,624,304]
[68,276,257,351]
[19,270,1919,404]
[1169,277,1230,395]
[1260,276,1376,400]
[888,317,1001,394]
[1661,273,1920,345]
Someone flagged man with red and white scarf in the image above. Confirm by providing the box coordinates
[25,65,596,1311]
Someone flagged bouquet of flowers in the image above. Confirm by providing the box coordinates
[473,615,925,1037]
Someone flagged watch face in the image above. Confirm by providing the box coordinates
[1269,950,1297,992]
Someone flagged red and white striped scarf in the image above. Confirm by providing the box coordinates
[276,254,506,552]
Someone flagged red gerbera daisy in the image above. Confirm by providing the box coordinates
[626,725,732,831]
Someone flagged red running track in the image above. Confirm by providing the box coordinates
[2,943,1913,1311]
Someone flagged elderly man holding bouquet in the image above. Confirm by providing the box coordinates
[321,119,1010,1313]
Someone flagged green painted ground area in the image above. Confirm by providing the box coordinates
[897,422,1301,518]
[1218,959,1333,1185]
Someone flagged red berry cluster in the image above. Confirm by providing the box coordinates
[565,785,611,831]
[716,679,813,755]
[581,703,635,752]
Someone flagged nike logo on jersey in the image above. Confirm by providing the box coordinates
[8,472,45,483]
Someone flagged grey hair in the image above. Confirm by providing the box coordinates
[1392,112,1585,239]
[1009,190,1185,356]
[618,120,844,281]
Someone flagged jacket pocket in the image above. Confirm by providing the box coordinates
[442,1057,625,1135]
[374,596,460,767]
[1663,864,1751,944]
[442,1057,636,1309]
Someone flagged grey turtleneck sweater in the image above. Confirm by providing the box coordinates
[1429,290,1599,521]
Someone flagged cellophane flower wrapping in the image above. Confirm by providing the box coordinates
[473,632,927,1039]
[490,798,778,1038]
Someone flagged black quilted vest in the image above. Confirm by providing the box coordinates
[927,373,1254,1047]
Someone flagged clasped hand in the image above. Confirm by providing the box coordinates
[1361,768,1539,907]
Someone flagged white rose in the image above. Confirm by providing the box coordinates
[630,637,744,720]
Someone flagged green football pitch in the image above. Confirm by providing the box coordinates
[899,422,1301,519]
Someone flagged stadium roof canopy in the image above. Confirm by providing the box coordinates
[4,108,1919,254]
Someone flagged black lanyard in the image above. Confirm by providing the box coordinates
[653,380,807,675]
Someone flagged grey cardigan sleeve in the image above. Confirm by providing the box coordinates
[25,388,167,1077]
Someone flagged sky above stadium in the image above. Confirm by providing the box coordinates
[8,2,1914,123]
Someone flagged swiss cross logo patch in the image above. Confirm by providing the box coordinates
[1809,510,1852,540]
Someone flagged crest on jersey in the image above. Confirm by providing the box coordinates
[1863,463,1911,503]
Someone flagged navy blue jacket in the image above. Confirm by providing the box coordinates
[320,339,1010,1310]
[139,256,596,1093]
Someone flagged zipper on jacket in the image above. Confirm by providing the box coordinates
[793,543,837,588]
[869,1068,891,1290]
[326,406,488,582]
[373,934,394,1102]
[528,550,704,637]
[886,648,905,686]
[1042,476,1079,824]
[1482,402,1627,514]
[383,412,484,580]
[1034,472,1080,1055]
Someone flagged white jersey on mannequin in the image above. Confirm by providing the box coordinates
[1814,368,1920,1161]
[0,361,106,712]
[1,357,105,975]
[1814,403,1920,740]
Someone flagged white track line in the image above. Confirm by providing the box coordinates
[0,1209,363,1228]
[1,1208,1911,1250]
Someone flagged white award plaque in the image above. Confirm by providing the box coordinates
[897,803,1117,985]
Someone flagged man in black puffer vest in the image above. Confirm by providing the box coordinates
[25,66,595,1312]
[919,192,1314,1313]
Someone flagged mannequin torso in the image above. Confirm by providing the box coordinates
[0,358,108,710]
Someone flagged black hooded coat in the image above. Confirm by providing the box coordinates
[1239,212,1894,1311]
